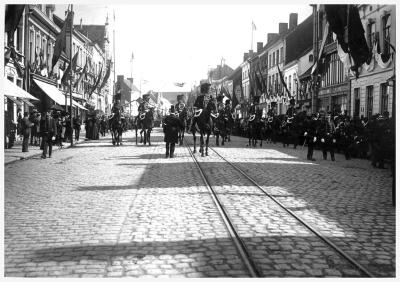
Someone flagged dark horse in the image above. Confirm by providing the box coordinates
[109,112,123,146]
[176,103,187,146]
[248,108,264,147]
[136,108,154,146]
[191,95,216,157]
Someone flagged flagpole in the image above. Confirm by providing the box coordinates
[251,21,254,51]
[113,10,116,103]
[70,4,74,147]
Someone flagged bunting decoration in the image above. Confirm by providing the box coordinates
[89,63,103,98]
[74,59,88,89]
[5,5,25,44]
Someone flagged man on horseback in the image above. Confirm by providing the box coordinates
[110,99,124,145]
[174,94,187,145]
[137,93,154,145]
[191,79,215,156]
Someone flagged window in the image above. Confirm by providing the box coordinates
[47,40,52,68]
[280,47,283,63]
[354,88,360,117]
[268,54,271,68]
[16,21,23,52]
[29,29,35,63]
[382,13,391,55]
[380,83,388,114]
[288,75,292,92]
[42,38,47,65]
[366,85,373,119]
[367,20,376,50]
[276,50,279,65]
[272,53,275,67]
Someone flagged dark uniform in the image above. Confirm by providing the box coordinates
[319,116,336,161]
[163,105,183,158]
[305,115,318,161]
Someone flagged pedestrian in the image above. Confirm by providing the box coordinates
[163,105,182,158]
[21,112,33,152]
[40,109,57,159]
[305,114,318,161]
[320,114,335,161]
[73,115,81,141]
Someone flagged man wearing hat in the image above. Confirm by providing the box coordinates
[191,80,211,133]
[163,105,183,158]
[112,99,124,116]
[40,109,57,159]
[138,94,151,114]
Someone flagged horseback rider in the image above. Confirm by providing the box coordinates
[138,94,151,115]
[111,99,124,117]
[175,94,186,115]
[190,79,211,132]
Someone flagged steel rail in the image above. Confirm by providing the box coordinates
[208,146,375,278]
[183,138,261,277]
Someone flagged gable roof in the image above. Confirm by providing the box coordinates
[75,25,107,52]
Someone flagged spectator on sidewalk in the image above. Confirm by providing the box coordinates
[163,105,182,158]
[40,110,57,159]
[21,112,33,152]
[16,108,23,139]
[73,115,81,141]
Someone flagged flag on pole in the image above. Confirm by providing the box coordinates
[252,20,257,31]
[52,9,74,71]
[61,51,78,85]
[5,5,25,44]
[74,58,88,88]
[98,60,112,93]
[130,52,134,62]
[89,63,103,97]
[174,82,185,87]
[277,64,291,98]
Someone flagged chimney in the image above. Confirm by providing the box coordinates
[267,33,279,43]
[289,13,298,30]
[249,50,254,58]
[243,52,249,61]
[127,78,133,84]
[279,22,288,35]
[257,42,263,54]
[117,75,124,83]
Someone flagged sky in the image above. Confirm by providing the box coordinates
[55,3,312,93]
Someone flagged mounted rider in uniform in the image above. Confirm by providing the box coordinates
[190,79,211,133]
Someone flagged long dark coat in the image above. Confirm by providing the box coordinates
[163,114,182,143]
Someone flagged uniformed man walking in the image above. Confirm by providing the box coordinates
[163,105,183,158]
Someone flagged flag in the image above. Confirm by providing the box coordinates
[74,59,88,89]
[5,5,25,44]
[174,82,185,87]
[324,4,370,78]
[232,87,239,109]
[52,10,74,71]
[311,22,329,75]
[4,48,12,66]
[89,63,103,97]
[98,60,112,93]
[61,51,78,85]
[130,52,134,62]
[252,20,257,31]
[277,64,291,98]
[255,72,263,94]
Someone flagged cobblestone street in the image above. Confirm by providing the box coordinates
[4,128,395,277]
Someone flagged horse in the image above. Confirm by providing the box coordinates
[191,95,216,157]
[137,108,154,146]
[176,103,187,146]
[109,112,123,146]
[248,109,264,147]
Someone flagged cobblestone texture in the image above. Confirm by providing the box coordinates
[4,129,395,277]
[208,135,395,277]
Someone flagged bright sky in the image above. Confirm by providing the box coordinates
[55,3,312,93]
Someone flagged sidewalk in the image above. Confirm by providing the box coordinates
[4,131,89,165]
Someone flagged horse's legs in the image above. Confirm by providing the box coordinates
[200,133,205,157]
[193,132,197,153]
[147,129,151,146]
[135,128,138,145]
[205,133,210,156]
[216,133,219,146]
[180,130,184,146]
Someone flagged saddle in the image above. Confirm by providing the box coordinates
[139,109,150,120]
[249,115,255,122]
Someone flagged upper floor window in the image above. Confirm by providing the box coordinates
[280,47,283,63]
[276,50,280,65]
[367,20,376,50]
[382,13,391,55]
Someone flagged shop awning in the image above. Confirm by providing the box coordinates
[33,79,66,105]
[298,66,312,80]
[4,79,39,100]
[74,102,87,111]
[22,99,35,107]
[7,95,23,106]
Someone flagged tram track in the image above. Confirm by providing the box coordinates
[183,137,374,278]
